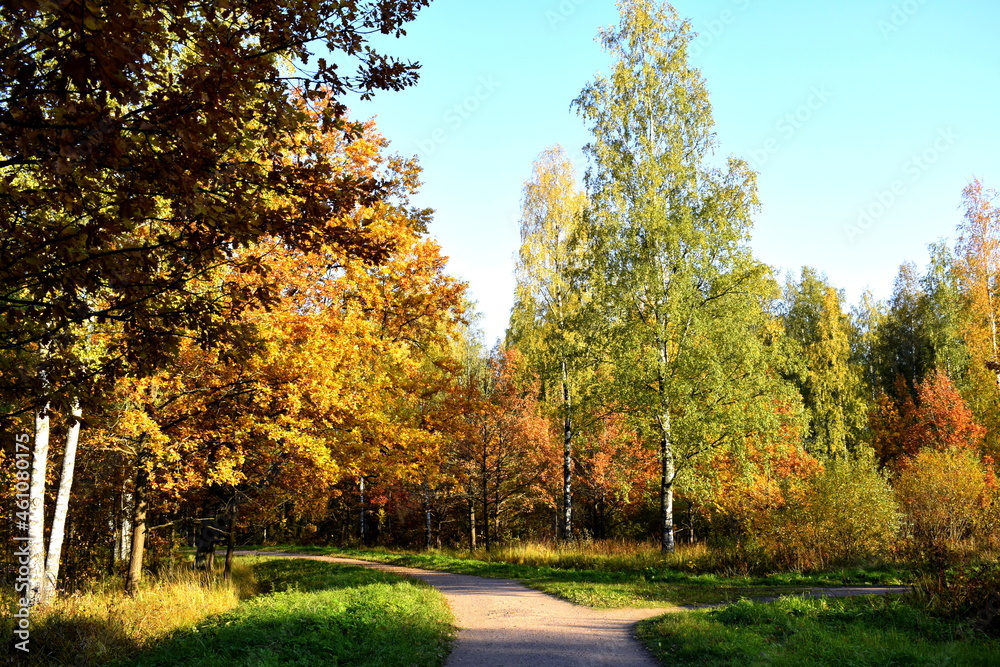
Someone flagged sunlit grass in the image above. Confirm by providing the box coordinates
[637,595,1000,666]
[2,556,454,667]
[117,558,453,667]
[250,540,912,608]
[1,559,256,665]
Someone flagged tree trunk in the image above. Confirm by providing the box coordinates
[468,498,477,551]
[659,416,676,553]
[482,482,491,552]
[561,360,573,541]
[125,466,149,595]
[657,321,676,553]
[423,486,433,550]
[359,476,367,544]
[42,400,82,603]
[223,512,235,582]
[26,404,50,606]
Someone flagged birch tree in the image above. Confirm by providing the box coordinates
[574,0,781,551]
[781,268,870,459]
[508,145,588,540]
[25,402,49,605]
[40,400,82,603]
[956,179,1000,453]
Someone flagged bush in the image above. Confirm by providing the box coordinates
[910,561,1000,633]
[751,455,901,571]
[894,446,991,563]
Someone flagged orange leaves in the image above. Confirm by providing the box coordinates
[873,370,985,469]
[577,412,657,511]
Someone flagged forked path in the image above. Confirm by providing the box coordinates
[239,551,909,667]
[241,551,668,666]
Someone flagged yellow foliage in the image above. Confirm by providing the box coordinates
[746,456,901,571]
[894,446,991,554]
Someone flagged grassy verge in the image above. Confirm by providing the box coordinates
[3,556,452,667]
[117,557,453,667]
[244,543,912,608]
[1,562,256,665]
[636,595,1000,666]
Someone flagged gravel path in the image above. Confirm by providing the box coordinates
[238,551,910,667]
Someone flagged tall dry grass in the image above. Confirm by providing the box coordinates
[2,560,257,665]
[446,539,718,573]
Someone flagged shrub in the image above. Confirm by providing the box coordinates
[751,455,901,571]
[894,446,990,564]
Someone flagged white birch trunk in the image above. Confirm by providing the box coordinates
[41,400,82,602]
[27,404,50,606]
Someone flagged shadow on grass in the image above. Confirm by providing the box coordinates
[116,559,452,667]
[3,614,141,666]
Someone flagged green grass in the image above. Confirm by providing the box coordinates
[117,557,453,667]
[243,543,912,608]
[637,595,1000,666]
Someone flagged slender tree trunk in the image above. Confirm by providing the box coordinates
[659,415,676,553]
[658,333,676,553]
[468,497,477,551]
[223,512,235,581]
[423,484,433,550]
[26,404,50,606]
[42,399,82,603]
[987,281,1000,387]
[481,440,491,551]
[125,465,149,595]
[561,360,573,541]
[482,478,491,552]
[359,476,367,544]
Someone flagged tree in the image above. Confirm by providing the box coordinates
[872,369,985,469]
[1,0,432,400]
[921,242,970,382]
[458,349,556,550]
[956,180,1000,452]
[878,263,932,397]
[781,268,870,458]
[2,0,432,601]
[850,290,886,402]
[574,413,658,540]
[508,145,589,540]
[574,0,784,551]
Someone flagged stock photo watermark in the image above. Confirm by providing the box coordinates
[689,0,752,58]
[546,0,589,30]
[878,0,931,38]
[748,85,834,170]
[415,75,502,160]
[844,127,959,244]
[12,432,32,652]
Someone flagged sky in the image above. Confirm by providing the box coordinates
[342,0,1000,345]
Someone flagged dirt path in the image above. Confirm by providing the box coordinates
[238,551,909,667]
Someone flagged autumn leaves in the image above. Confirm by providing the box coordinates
[1,1,445,601]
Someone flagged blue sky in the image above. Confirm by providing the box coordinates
[343,0,1000,345]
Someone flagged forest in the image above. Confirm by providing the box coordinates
[1,0,999,665]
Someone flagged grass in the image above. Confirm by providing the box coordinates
[1,561,256,665]
[117,557,453,667]
[636,595,1000,666]
[245,541,913,608]
[2,556,453,667]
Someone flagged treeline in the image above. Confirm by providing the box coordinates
[2,0,999,608]
[500,1,1000,571]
